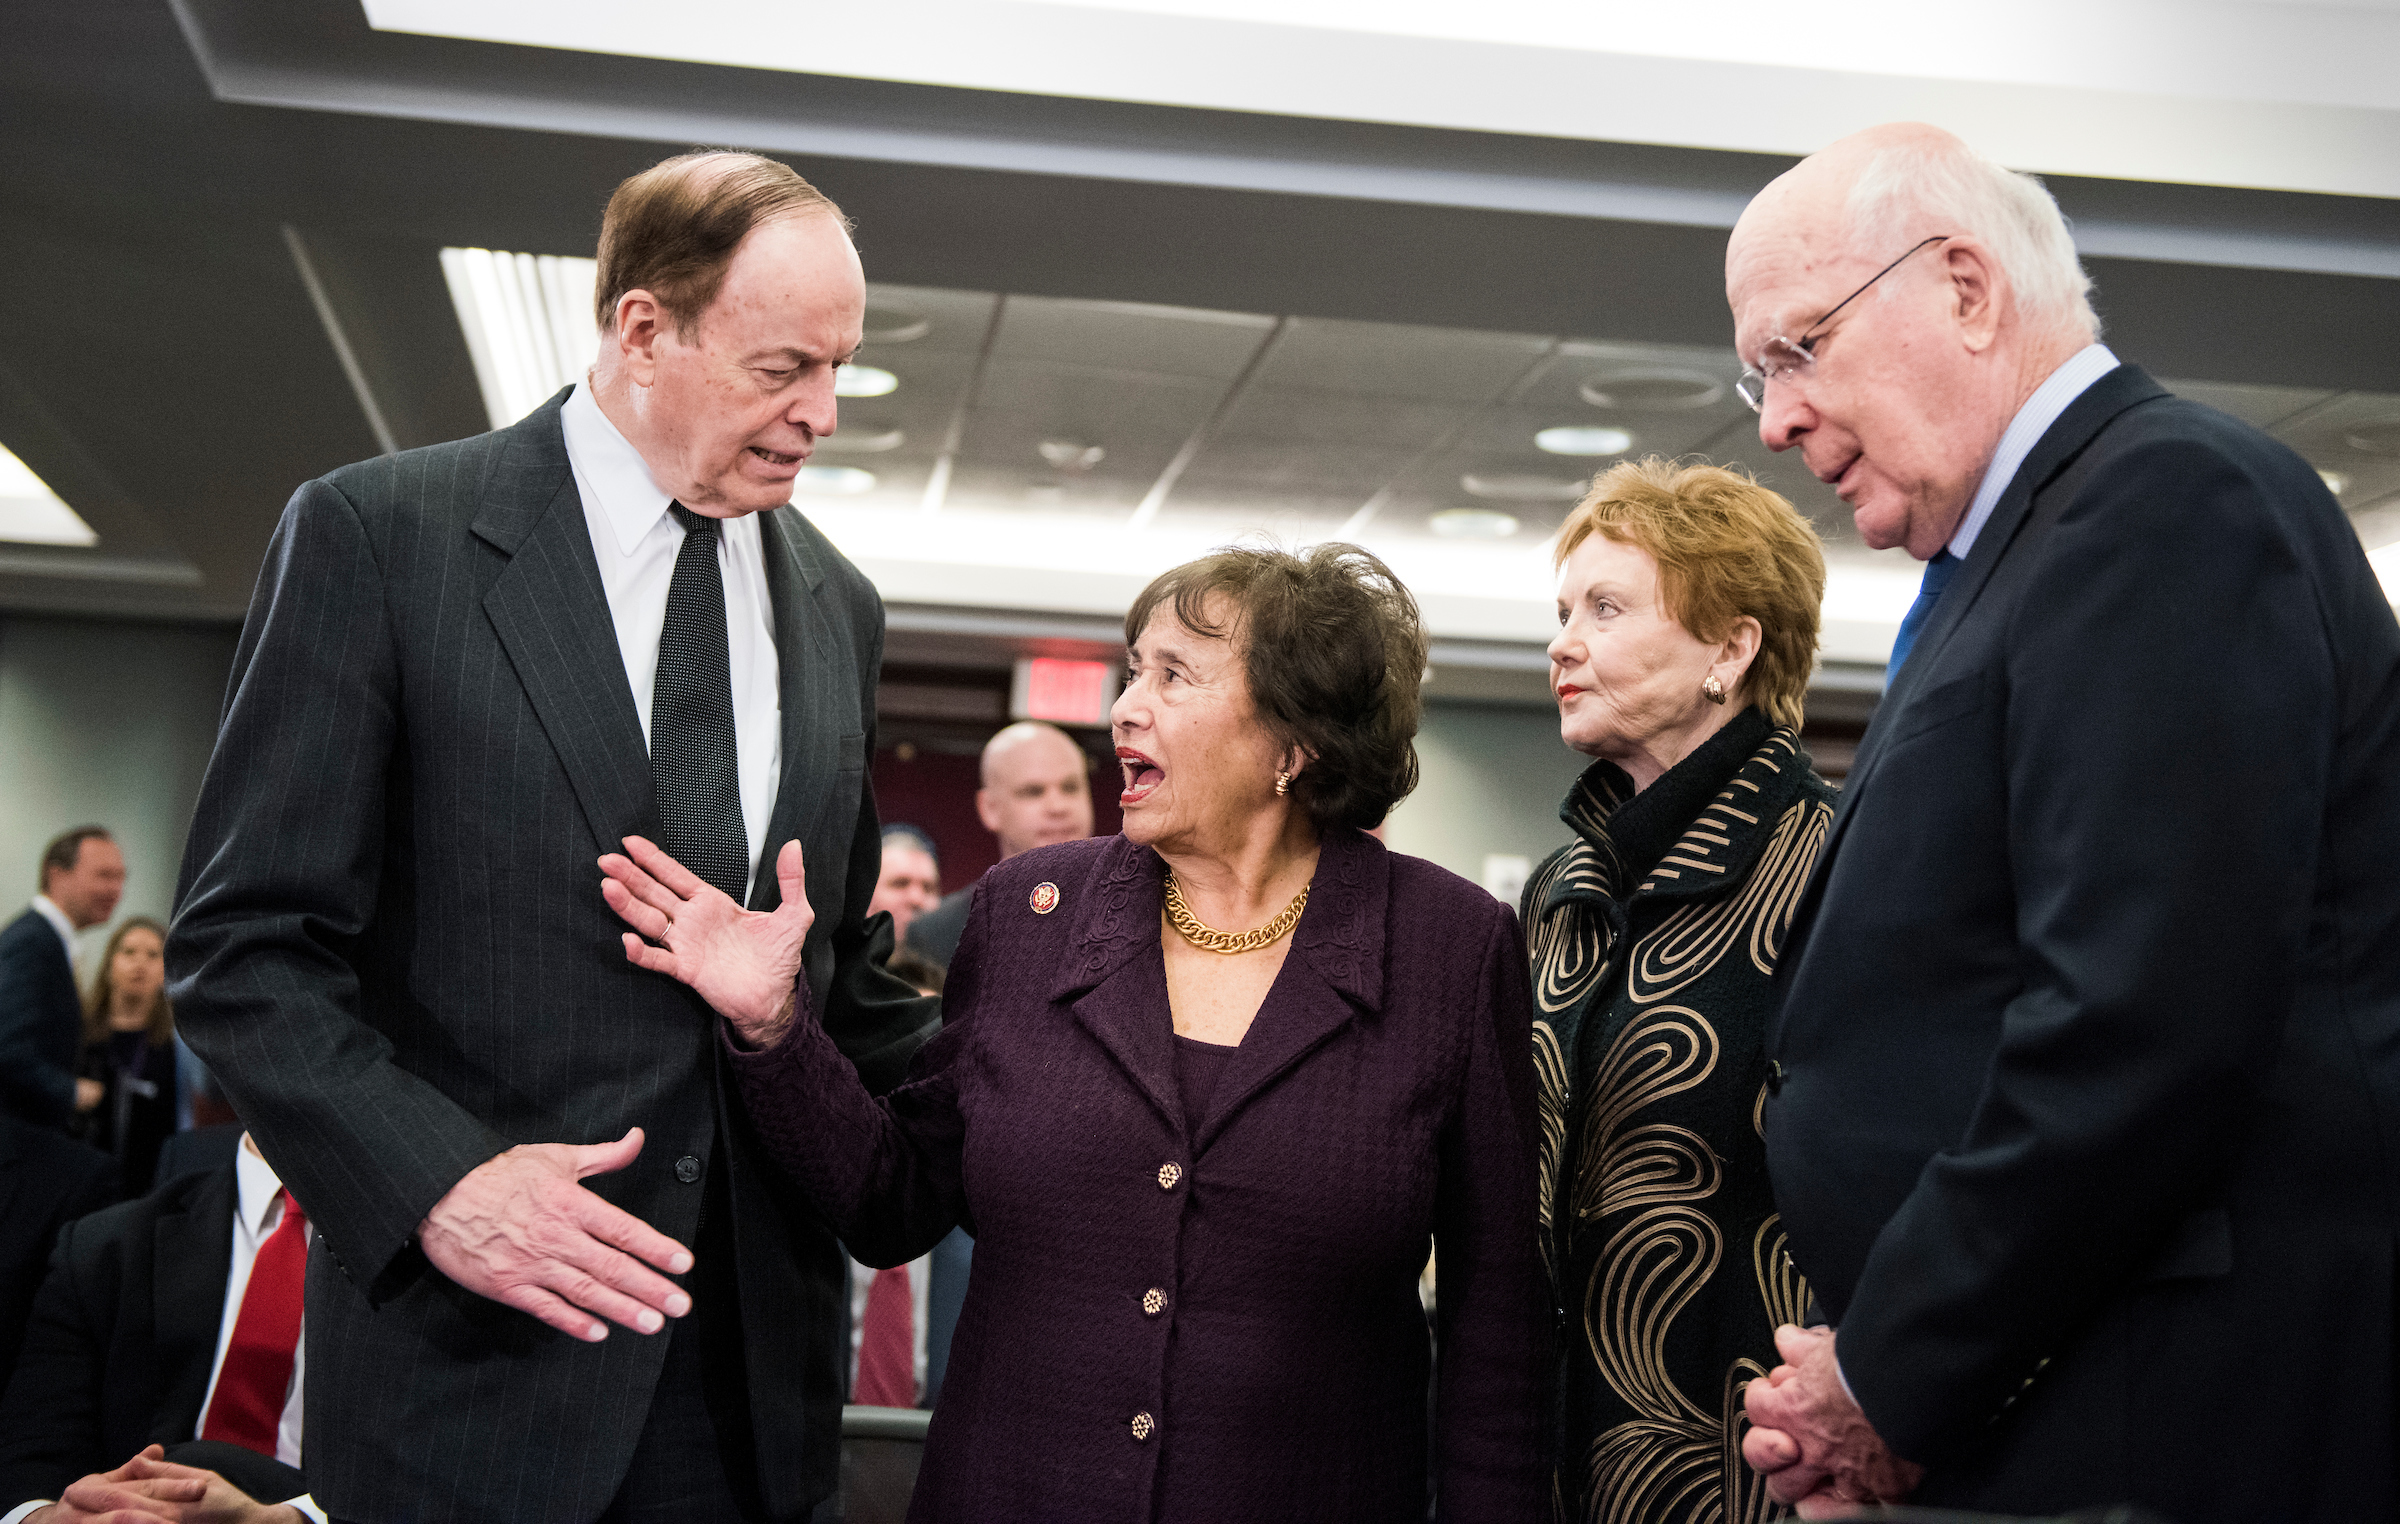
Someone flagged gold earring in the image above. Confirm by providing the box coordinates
[1274,771,1291,797]
[1702,674,1726,704]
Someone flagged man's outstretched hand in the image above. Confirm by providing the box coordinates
[419,1127,694,1342]
[600,835,813,1048]
[1742,1325,1925,1518]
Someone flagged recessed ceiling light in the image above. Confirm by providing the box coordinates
[1461,473,1585,502]
[1429,508,1520,540]
[1535,426,1635,456]
[439,247,600,430]
[0,444,98,546]
[862,305,931,343]
[2320,469,2351,497]
[1578,369,1724,411]
[818,428,905,455]
[2345,421,2400,456]
[837,365,899,398]
[1038,440,1106,472]
[797,466,877,495]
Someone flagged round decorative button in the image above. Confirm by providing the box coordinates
[1029,882,1061,914]
[1141,1288,1166,1316]
[1130,1411,1155,1441]
[675,1155,702,1184]
[1156,1162,1182,1190]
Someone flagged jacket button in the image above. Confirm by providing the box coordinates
[1142,1288,1166,1317]
[675,1155,702,1184]
[1157,1162,1182,1190]
[1130,1411,1155,1441]
[1765,1061,1786,1097]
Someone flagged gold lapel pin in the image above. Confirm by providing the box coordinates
[1029,882,1061,915]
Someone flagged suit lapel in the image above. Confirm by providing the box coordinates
[476,395,660,858]
[747,508,833,913]
[1810,365,2171,877]
[1070,948,1182,1131]
[1194,829,1387,1153]
[154,1166,239,1433]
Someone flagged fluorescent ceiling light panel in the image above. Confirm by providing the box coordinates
[367,0,2400,197]
[0,445,98,547]
[441,248,600,430]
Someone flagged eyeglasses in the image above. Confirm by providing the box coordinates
[1735,236,1952,412]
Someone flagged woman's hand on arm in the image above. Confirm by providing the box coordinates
[600,837,813,1047]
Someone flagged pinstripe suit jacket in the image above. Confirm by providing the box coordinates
[166,391,937,1524]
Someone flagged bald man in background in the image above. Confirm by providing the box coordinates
[902,722,1093,966]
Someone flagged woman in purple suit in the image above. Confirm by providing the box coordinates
[601,544,1548,1522]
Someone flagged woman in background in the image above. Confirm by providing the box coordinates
[1525,459,1837,1523]
[76,917,178,1193]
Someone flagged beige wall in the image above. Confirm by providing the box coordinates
[1383,700,1586,904]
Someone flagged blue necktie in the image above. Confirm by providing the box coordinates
[1887,551,1960,679]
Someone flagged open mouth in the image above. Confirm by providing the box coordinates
[748,445,805,467]
[1117,747,1165,805]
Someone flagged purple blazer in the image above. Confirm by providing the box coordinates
[729,826,1550,1522]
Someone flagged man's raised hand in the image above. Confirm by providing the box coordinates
[418,1127,694,1342]
[600,835,813,1047]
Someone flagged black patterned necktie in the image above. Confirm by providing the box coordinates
[651,504,750,904]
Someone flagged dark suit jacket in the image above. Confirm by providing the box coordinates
[166,391,939,1523]
[732,829,1551,1522]
[0,1116,120,1392]
[0,1161,305,1509]
[0,908,82,1129]
[1767,365,2400,1521]
[901,883,973,968]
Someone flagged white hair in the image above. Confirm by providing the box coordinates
[1846,138,2100,341]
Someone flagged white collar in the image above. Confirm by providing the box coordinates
[561,380,678,559]
[1948,342,2121,561]
[29,895,76,958]
[234,1135,291,1235]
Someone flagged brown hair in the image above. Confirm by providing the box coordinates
[1125,544,1427,832]
[83,916,172,1047]
[38,825,110,893]
[594,150,848,337]
[1553,457,1826,729]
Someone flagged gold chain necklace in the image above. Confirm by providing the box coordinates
[1163,872,1310,955]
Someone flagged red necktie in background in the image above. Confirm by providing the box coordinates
[853,1265,916,1407]
[201,1190,307,1456]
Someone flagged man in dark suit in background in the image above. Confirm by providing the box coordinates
[1732,124,2400,1522]
[168,151,936,1523]
[0,1132,315,1522]
[0,1116,118,1396]
[0,828,124,1131]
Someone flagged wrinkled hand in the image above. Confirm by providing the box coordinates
[600,835,812,1047]
[419,1127,694,1342]
[58,1450,305,1524]
[1742,1325,1924,1518]
[38,1445,206,1523]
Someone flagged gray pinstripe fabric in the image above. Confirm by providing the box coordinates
[167,390,938,1524]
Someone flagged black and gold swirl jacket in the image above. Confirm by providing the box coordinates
[1520,708,1837,1524]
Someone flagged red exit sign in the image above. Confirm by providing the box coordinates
[1011,657,1119,727]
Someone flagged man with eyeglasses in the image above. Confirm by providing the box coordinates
[1728,123,2400,1523]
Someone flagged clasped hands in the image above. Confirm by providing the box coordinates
[1741,1325,1925,1518]
[413,837,808,1342]
[32,1445,300,1524]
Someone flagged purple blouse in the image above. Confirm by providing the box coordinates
[726,827,1550,1522]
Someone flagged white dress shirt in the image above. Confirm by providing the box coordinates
[1,1143,325,1524]
[560,381,783,901]
[28,894,76,965]
[1946,343,2121,561]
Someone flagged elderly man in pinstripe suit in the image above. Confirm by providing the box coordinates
[167,152,936,1523]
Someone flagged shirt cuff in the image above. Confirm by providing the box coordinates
[281,1495,329,1523]
[1833,1349,1858,1405]
[2,1501,52,1524]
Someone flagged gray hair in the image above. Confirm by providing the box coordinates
[1846,138,2100,341]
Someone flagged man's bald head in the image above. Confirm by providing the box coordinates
[1725,123,2102,559]
[977,722,1095,860]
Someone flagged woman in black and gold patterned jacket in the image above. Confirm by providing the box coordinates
[1523,457,1837,1524]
